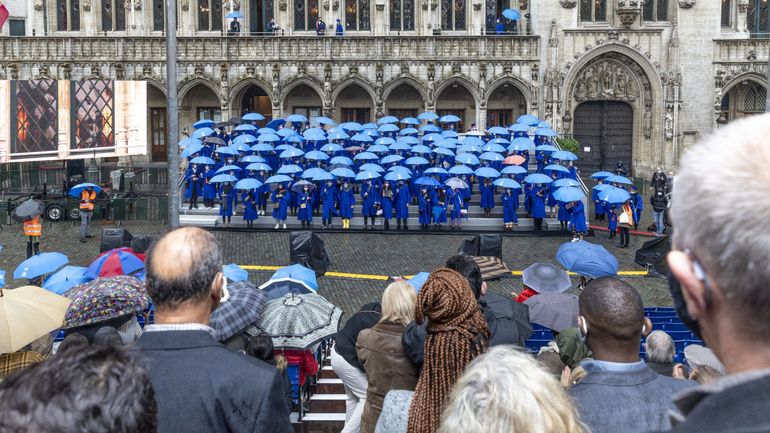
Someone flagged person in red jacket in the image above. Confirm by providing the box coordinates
[512,285,539,303]
[277,349,319,387]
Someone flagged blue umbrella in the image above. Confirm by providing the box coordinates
[210,174,238,183]
[384,171,411,182]
[380,154,404,164]
[277,128,298,138]
[214,146,239,156]
[241,155,266,163]
[480,152,504,162]
[285,135,305,145]
[553,178,581,188]
[509,123,530,133]
[420,124,442,134]
[556,241,619,278]
[245,162,272,172]
[340,122,363,132]
[286,114,308,123]
[401,117,420,125]
[545,164,570,174]
[367,144,391,154]
[226,11,244,18]
[14,252,69,279]
[388,166,412,175]
[487,126,510,136]
[265,174,293,184]
[535,144,559,152]
[410,144,432,154]
[433,147,455,157]
[378,123,400,133]
[425,167,449,176]
[303,129,327,141]
[275,144,292,151]
[193,119,215,129]
[354,152,379,161]
[599,186,631,204]
[517,114,540,126]
[417,111,439,121]
[251,143,275,152]
[482,143,507,153]
[280,147,305,159]
[216,164,243,174]
[314,171,335,181]
[509,137,536,152]
[68,183,103,197]
[553,186,585,202]
[405,156,430,166]
[313,116,336,126]
[302,167,327,180]
[330,156,354,165]
[374,137,397,146]
[524,173,554,184]
[535,127,558,137]
[321,143,345,153]
[552,150,578,161]
[502,8,521,20]
[305,150,330,161]
[414,177,441,187]
[192,127,215,139]
[355,170,382,181]
[180,137,202,149]
[455,153,480,165]
[270,264,319,290]
[422,133,442,144]
[407,272,430,292]
[377,116,400,124]
[361,123,378,130]
[590,171,614,179]
[501,165,527,175]
[258,127,277,135]
[266,119,286,130]
[180,143,203,158]
[493,178,522,189]
[539,121,552,128]
[399,136,420,145]
[605,175,633,185]
[439,114,461,123]
[400,127,419,135]
[593,183,612,192]
[235,178,263,190]
[277,165,303,175]
[330,167,356,178]
[359,163,385,173]
[235,124,257,132]
[441,130,459,138]
[241,112,265,121]
[258,133,281,143]
[475,167,501,178]
[459,143,482,154]
[389,143,412,152]
[43,265,92,295]
[327,129,350,140]
[223,263,249,282]
[351,133,374,143]
[233,135,257,146]
[232,143,252,153]
[436,139,458,149]
[449,165,474,175]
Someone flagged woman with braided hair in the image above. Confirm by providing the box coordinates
[374,268,489,433]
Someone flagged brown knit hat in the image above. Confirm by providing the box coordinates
[407,268,489,433]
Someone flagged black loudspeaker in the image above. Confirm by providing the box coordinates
[457,234,503,259]
[100,228,134,253]
[130,236,155,254]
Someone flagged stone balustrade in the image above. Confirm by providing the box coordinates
[713,38,769,63]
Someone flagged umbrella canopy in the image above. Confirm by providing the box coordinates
[210,280,267,341]
[501,165,527,175]
[590,171,614,179]
[193,119,215,129]
[475,167,501,178]
[353,152,379,161]
[84,249,144,279]
[210,174,238,183]
[226,11,244,18]
[265,174,293,184]
[223,263,249,282]
[203,136,226,146]
[286,114,308,123]
[380,154,404,164]
[245,163,272,172]
[266,119,286,129]
[553,186,585,203]
[605,175,633,185]
[68,182,102,198]
[599,186,631,204]
[351,133,374,143]
[190,156,216,165]
[241,112,265,121]
[439,114,461,123]
[191,127,215,139]
[553,178,581,188]
[340,122,363,132]
[493,178,522,189]
[320,143,345,153]
[433,147,455,157]
[502,8,520,20]
[405,156,430,166]
[445,177,469,189]
[551,150,578,161]
[63,275,148,329]
[0,286,71,353]
[277,164,303,175]
[355,170,382,181]
[414,177,441,187]
[418,111,439,121]
[425,167,449,176]
[521,263,571,293]
[329,156,354,166]
[377,115,400,124]
[535,144,559,152]
[313,116,336,126]
[43,265,92,295]
[456,153,480,165]
[482,143,507,153]
[524,292,579,332]
[487,126,510,136]
[214,146,239,156]
[449,165,475,176]
[216,164,243,174]
[534,127,558,137]
[235,178,263,190]
[291,180,316,193]
[330,167,356,178]
[384,171,411,182]
[180,137,202,149]
[524,173,554,184]
[509,137,536,152]
[503,155,526,166]
[557,240,619,278]
[359,163,385,173]
[259,276,317,300]
[234,124,257,132]
[517,114,540,126]
[407,272,430,292]
[271,264,319,289]
[257,293,342,350]
[12,199,44,222]
[410,144,432,154]
[233,135,257,147]
[280,147,305,159]
[14,252,69,279]
[401,117,420,125]
[251,143,275,153]
[367,144,390,154]
[480,152,504,162]
[378,124,400,133]
[313,172,335,181]
[509,123,530,133]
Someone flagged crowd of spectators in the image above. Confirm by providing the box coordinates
[1,114,770,433]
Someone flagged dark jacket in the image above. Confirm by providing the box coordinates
[647,360,675,377]
[402,294,531,368]
[356,321,418,433]
[651,193,668,212]
[334,302,381,371]
[657,370,770,433]
[569,362,695,433]
[135,330,293,433]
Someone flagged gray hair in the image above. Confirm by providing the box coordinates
[438,346,586,433]
[644,330,675,363]
[671,113,770,341]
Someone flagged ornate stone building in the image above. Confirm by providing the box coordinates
[1,0,768,178]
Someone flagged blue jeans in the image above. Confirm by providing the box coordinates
[653,210,665,235]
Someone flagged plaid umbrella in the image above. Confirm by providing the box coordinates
[210,280,268,341]
[63,276,148,329]
[257,293,342,350]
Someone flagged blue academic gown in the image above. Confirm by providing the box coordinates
[271,188,290,220]
[219,185,235,217]
[568,200,587,233]
[395,184,410,219]
[361,182,380,217]
[558,200,570,223]
[607,207,618,232]
[202,170,217,201]
[530,186,547,219]
[432,189,448,224]
[592,188,606,216]
[380,188,394,220]
[184,167,202,199]
[536,153,545,173]
[321,184,338,220]
[418,191,431,225]
[480,183,495,209]
[242,192,258,222]
[501,190,518,224]
[339,187,355,219]
[449,190,463,220]
[297,191,313,222]
[631,193,643,225]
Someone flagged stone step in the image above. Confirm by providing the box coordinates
[309,394,347,413]
[299,413,345,433]
[181,204,531,218]
[319,365,337,379]
[314,378,345,394]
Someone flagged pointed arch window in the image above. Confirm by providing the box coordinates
[744,83,767,113]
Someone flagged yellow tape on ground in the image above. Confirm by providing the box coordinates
[239,265,648,280]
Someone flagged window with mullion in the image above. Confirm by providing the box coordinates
[153,0,165,31]
[721,0,731,27]
[642,0,668,22]
[198,0,223,31]
[345,0,369,31]
[102,0,126,31]
[747,0,769,37]
[389,0,414,31]
[57,0,81,31]
[579,0,606,22]
[440,0,465,30]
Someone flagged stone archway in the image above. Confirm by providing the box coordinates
[383,83,425,119]
[333,82,376,124]
[485,81,527,128]
[283,83,324,120]
[716,73,767,124]
[179,82,223,133]
[435,80,478,132]
[146,83,168,162]
[230,82,273,122]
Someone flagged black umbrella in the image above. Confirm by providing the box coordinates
[12,199,44,223]
[635,236,671,275]
[523,292,579,332]
[479,291,533,344]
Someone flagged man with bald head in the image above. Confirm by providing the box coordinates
[135,227,292,433]
[568,277,693,433]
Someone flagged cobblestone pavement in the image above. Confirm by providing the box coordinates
[0,219,671,322]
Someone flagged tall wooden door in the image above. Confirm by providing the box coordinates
[573,101,633,174]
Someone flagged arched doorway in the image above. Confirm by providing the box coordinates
[573,101,633,173]
[718,79,767,124]
[334,83,375,123]
[179,82,221,134]
[283,83,323,120]
[237,84,272,120]
[384,83,424,119]
[436,82,476,132]
[146,83,168,162]
[486,82,526,127]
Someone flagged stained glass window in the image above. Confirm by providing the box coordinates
[485,0,497,33]
[153,0,165,31]
[403,0,413,30]
[198,0,210,30]
[12,80,58,156]
[390,0,415,31]
[580,0,605,22]
[721,0,730,27]
[441,0,451,29]
[643,0,668,22]
[211,0,222,31]
[440,0,464,30]
[344,0,369,30]
[72,80,115,150]
[294,0,306,29]
[57,0,81,30]
[390,0,401,30]
[102,0,126,31]
[454,0,465,29]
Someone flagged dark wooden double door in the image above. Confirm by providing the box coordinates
[573,101,633,174]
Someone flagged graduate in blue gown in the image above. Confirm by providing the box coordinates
[536,151,546,173]
[202,166,217,208]
[567,199,587,240]
[219,182,235,227]
[448,188,464,230]
[607,204,618,239]
[271,184,290,229]
[418,186,432,230]
[592,181,606,221]
[256,170,269,215]
[361,180,380,230]
[242,190,258,228]
[432,187,448,229]
[379,181,394,230]
[530,184,547,231]
[184,164,201,209]
[630,186,643,230]
[501,188,518,230]
[557,199,570,231]
[480,178,495,217]
[394,181,410,230]
[339,180,355,230]
[320,180,338,229]
[297,184,313,228]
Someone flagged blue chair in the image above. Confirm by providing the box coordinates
[673,339,687,354]
[647,311,679,318]
[663,322,690,332]
[286,364,303,420]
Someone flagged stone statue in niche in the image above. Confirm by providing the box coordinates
[614,67,627,98]
[600,64,615,97]
[643,105,652,139]
[584,66,597,97]
[625,79,637,100]
[665,105,674,140]
[323,81,332,102]
[575,79,587,100]
[34,0,43,10]
[714,86,723,107]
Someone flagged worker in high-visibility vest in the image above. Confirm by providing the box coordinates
[79,187,97,243]
[22,215,42,258]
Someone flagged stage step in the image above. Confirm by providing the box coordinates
[300,413,345,433]
[309,394,347,412]
[314,378,345,394]
[319,365,336,379]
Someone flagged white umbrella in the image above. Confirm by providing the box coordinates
[0,286,71,353]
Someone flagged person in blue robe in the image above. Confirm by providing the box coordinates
[448,188,464,230]
[219,182,235,227]
[567,200,587,240]
[184,164,201,209]
[394,181,410,230]
[432,187,448,229]
[297,184,313,228]
[557,199,570,231]
[418,187,431,230]
[607,205,618,239]
[568,162,578,180]
[361,180,380,230]
[339,181,355,230]
[256,171,269,215]
[536,151,545,173]
[592,181,606,221]
[480,178,495,217]
[630,186,643,230]
[379,181,394,230]
[202,166,217,208]
[321,180,338,229]
[524,183,533,214]
[501,188,518,230]
[335,19,344,36]
[242,190,258,228]
[530,184,547,231]
[271,184,290,229]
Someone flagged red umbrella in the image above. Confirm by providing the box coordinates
[97,247,145,262]
[85,249,145,279]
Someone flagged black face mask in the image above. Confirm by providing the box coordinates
[667,272,702,340]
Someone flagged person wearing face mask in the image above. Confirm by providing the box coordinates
[272,183,290,229]
[379,181,394,230]
[394,181,410,230]
[297,184,313,229]
[418,186,431,231]
[321,180,338,230]
[651,167,667,192]
[339,180,355,229]
[202,165,217,208]
[568,278,694,433]
[219,181,235,227]
[662,114,770,433]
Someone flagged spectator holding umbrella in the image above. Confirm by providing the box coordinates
[14,198,44,258]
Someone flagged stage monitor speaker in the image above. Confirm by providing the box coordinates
[290,231,330,277]
[100,228,134,253]
[457,234,502,259]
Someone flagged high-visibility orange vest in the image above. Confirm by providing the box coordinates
[80,190,96,211]
[23,216,42,236]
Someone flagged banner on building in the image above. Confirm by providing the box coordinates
[0,80,148,162]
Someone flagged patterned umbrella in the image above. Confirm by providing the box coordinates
[257,293,342,350]
[63,275,148,329]
[210,280,268,341]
